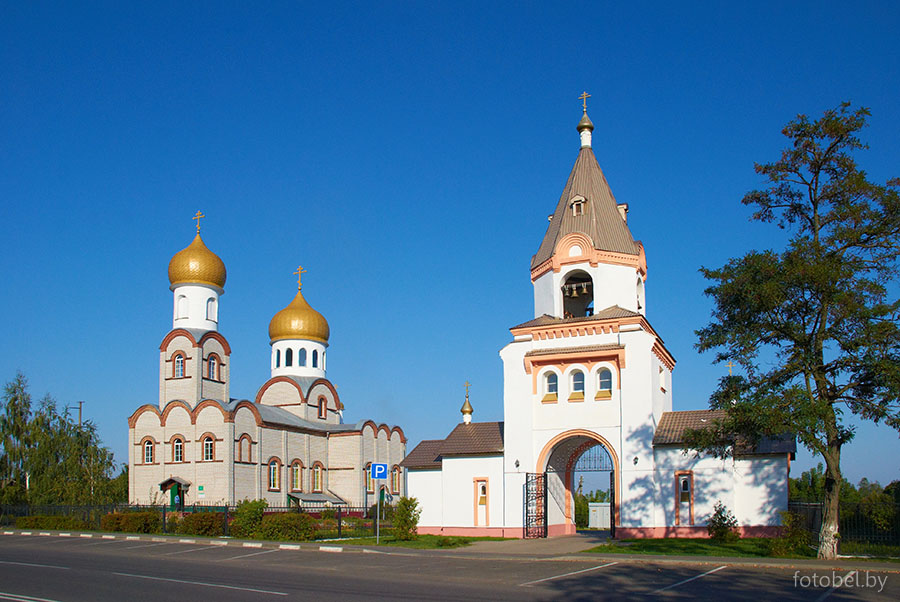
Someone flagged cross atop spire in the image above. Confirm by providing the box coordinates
[294,265,307,290]
[193,210,205,233]
[579,91,591,112]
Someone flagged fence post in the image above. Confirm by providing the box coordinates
[337,506,342,539]
[162,504,167,533]
[224,505,229,536]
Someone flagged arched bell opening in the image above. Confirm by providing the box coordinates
[561,271,594,318]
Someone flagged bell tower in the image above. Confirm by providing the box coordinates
[529,101,647,320]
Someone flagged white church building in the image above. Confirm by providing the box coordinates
[402,107,794,538]
[128,221,406,508]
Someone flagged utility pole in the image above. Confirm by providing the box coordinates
[67,401,85,426]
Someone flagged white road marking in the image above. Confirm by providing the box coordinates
[101,535,115,539]
[19,532,31,536]
[278,544,300,550]
[119,542,170,550]
[0,560,69,570]
[78,539,123,547]
[2,532,13,535]
[112,572,288,596]
[650,565,728,594]
[159,546,212,556]
[0,590,62,602]
[242,542,263,548]
[520,562,619,586]
[223,548,280,561]
[57,534,68,537]
[79,534,92,538]
[814,571,857,602]
[38,533,51,537]
[319,545,342,553]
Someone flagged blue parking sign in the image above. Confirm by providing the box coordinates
[371,463,388,479]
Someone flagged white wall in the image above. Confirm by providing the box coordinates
[440,455,504,528]
[409,470,442,527]
[172,284,220,331]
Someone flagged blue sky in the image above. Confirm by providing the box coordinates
[2,2,899,486]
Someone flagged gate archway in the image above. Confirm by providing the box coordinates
[527,430,620,538]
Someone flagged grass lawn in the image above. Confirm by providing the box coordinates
[585,538,815,559]
[327,534,510,549]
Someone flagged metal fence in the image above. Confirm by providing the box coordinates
[788,501,900,548]
[0,504,394,540]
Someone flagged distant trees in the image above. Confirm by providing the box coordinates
[0,372,125,505]
[791,464,899,533]
[574,489,610,528]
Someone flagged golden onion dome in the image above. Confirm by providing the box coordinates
[269,288,330,344]
[577,111,594,132]
[168,233,227,290]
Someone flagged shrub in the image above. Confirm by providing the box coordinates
[707,501,740,542]
[177,512,225,536]
[393,497,422,541]
[15,515,91,530]
[435,536,465,548]
[767,511,811,557]
[257,512,315,541]
[368,502,394,521]
[230,499,267,538]
[100,513,124,532]
[319,508,336,520]
[118,511,161,533]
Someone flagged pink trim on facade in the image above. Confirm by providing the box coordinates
[615,525,782,539]
[416,526,523,538]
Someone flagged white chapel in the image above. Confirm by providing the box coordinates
[402,105,794,538]
[128,220,406,508]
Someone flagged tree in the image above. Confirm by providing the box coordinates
[0,373,123,505]
[393,497,422,541]
[0,372,32,504]
[687,103,900,559]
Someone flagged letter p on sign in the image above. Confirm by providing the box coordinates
[371,463,388,479]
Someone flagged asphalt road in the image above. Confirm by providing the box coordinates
[0,532,897,601]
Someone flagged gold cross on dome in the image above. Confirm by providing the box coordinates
[193,210,205,232]
[726,360,736,376]
[294,265,307,290]
[464,381,471,397]
[579,91,591,112]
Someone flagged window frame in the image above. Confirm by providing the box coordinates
[203,436,215,461]
[207,355,218,380]
[268,459,282,491]
[143,440,154,464]
[391,465,401,495]
[596,368,613,400]
[569,370,585,401]
[542,372,559,403]
[312,463,324,493]
[173,353,185,379]
[290,461,303,492]
[173,438,184,463]
[365,463,374,493]
[317,396,328,419]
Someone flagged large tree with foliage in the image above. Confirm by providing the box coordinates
[0,372,125,505]
[687,103,900,559]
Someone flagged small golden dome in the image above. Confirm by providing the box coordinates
[168,233,227,290]
[577,111,594,132]
[461,398,473,415]
[269,289,330,344]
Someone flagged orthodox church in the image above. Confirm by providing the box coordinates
[402,104,794,538]
[128,220,406,507]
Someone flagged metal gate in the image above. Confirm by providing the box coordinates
[524,473,547,538]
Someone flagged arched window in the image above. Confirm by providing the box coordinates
[206,297,217,321]
[207,355,218,380]
[365,463,374,493]
[312,350,318,368]
[298,348,307,366]
[391,466,401,495]
[275,349,280,368]
[637,278,645,312]
[322,351,326,370]
[203,436,214,461]
[174,354,185,378]
[542,372,558,402]
[173,438,183,463]
[570,371,585,400]
[312,463,323,492]
[285,348,293,367]
[291,462,303,492]
[176,295,188,319]
[318,397,327,419]
[143,440,154,464]
[269,459,281,491]
[597,368,613,399]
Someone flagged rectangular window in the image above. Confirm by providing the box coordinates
[313,466,323,492]
[173,440,183,463]
[291,465,302,492]
[143,442,153,464]
[675,471,694,526]
[203,438,214,461]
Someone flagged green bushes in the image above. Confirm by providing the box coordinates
[257,512,316,541]
[176,512,225,536]
[767,511,811,557]
[393,497,421,541]
[15,515,90,530]
[101,511,161,533]
[230,499,268,538]
[707,501,740,542]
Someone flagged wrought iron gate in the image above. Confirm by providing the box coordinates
[524,472,547,538]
